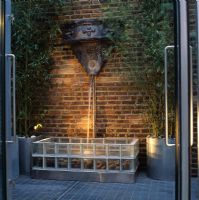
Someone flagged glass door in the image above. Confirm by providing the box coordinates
[187,1,199,200]
[0,0,197,200]
[175,1,198,199]
[0,0,7,200]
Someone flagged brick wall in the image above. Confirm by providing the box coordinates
[33,0,148,168]
[31,0,197,174]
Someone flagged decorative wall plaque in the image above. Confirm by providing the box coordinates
[61,19,109,75]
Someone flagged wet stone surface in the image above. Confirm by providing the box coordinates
[12,172,198,200]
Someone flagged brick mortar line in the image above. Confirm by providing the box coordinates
[56,181,80,200]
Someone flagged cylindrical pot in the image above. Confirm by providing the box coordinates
[146,136,175,181]
[7,136,19,179]
[18,135,42,175]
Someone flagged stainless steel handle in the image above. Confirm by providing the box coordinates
[165,45,193,147]
[190,46,193,146]
[5,54,16,143]
[165,45,175,147]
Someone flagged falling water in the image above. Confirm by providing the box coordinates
[93,76,96,139]
[87,75,96,141]
[87,77,92,140]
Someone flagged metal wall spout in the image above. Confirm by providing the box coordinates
[61,19,109,76]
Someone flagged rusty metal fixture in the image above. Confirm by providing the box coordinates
[61,19,109,75]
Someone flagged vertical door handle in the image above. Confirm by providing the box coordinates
[164,45,175,147]
[5,54,16,143]
[190,46,193,146]
[165,46,193,146]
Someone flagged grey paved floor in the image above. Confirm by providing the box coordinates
[12,173,198,200]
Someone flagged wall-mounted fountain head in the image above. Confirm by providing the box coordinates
[61,19,109,76]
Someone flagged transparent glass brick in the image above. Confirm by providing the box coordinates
[92,138,103,144]
[127,138,133,144]
[83,159,94,170]
[82,138,92,143]
[105,138,115,144]
[69,144,81,156]
[32,143,43,154]
[95,159,106,170]
[82,144,93,156]
[45,157,55,168]
[70,158,81,169]
[122,159,131,170]
[121,145,132,157]
[122,158,137,171]
[131,146,135,157]
[57,144,68,155]
[108,145,120,157]
[115,139,127,144]
[60,138,69,143]
[32,157,43,168]
[108,159,120,170]
[134,141,139,155]
[45,143,55,154]
[50,138,59,143]
[70,138,80,143]
[57,158,68,169]
[95,145,106,157]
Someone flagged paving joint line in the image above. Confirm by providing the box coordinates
[56,181,80,200]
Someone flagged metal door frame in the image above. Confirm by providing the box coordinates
[0,0,197,200]
[0,0,7,199]
[196,0,199,193]
[175,0,191,200]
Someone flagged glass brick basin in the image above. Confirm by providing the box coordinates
[32,137,139,183]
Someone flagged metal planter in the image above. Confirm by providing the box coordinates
[146,136,175,181]
[7,137,19,179]
[18,136,42,175]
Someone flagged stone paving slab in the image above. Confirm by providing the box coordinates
[12,176,77,200]
[59,174,175,200]
[12,173,198,200]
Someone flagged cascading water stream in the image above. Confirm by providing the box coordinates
[93,76,96,139]
[87,75,96,141]
[87,77,92,141]
[61,19,106,142]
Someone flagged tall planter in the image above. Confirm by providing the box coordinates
[18,136,42,175]
[7,137,19,179]
[146,136,175,181]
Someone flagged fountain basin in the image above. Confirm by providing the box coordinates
[32,137,139,183]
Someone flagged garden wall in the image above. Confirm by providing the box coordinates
[16,0,197,174]
[35,0,148,168]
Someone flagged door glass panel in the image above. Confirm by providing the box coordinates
[6,1,199,200]
[8,0,199,200]
[188,1,199,200]
[130,1,175,199]
[0,0,6,199]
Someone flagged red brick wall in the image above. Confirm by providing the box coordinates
[33,0,148,168]
[42,46,146,139]
[32,0,198,174]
